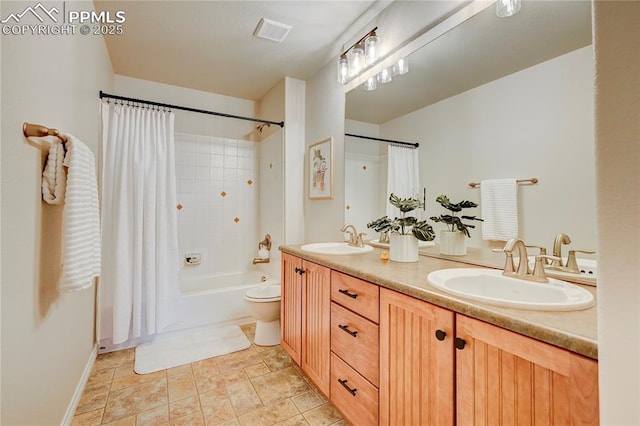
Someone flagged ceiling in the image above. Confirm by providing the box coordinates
[95,0,380,101]
[346,0,593,124]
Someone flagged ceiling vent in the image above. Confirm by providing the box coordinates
[253,18,292,43]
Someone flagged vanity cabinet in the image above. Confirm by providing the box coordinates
[281,251,599,425]
[280,253,331,396]
[456,315,599,425]
[379,287,455,425]
[330,271,380,426]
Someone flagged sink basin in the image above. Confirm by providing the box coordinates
[427,268,594,311]
[300,242,374,255]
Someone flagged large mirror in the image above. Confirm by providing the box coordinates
[345,1,595,271]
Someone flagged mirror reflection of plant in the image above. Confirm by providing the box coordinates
[430,195,483,238]
[367,194,435,242]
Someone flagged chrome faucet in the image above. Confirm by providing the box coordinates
[341,223,365,248]
[551,233,571,267]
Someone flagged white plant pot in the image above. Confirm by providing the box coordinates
[439,230,467,256]
[389,234,419,263]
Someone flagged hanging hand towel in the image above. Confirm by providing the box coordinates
[480,178,519,241]
[59,134,101,292]
[40,137,67,204]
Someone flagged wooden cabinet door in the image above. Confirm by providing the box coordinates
[281,253,302,365]
[456,315,599,425]
[301,260,331,397]
[379,288,455,426]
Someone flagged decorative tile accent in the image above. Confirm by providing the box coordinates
[234,217,240,223]
[247,179,253,186]
[220,191,227,197]
[176,204,184,210]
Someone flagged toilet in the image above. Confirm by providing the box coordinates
[244,284,281,346]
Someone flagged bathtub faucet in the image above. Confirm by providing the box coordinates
[253,234,272,264]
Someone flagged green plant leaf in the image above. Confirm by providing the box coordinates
[412,221,435,241]
[389,193,424,213]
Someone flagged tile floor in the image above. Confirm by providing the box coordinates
[72,323,345,426]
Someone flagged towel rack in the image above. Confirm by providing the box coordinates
[468,177,538,188]
[23,122,68,143]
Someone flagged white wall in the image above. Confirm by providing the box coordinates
[593,1,640,423]
[305,60,346,242]
[0,1,114,423]
[114,75,256,141]
[283,77,306,245]
[344,120,385,236]
[381,46,596,251]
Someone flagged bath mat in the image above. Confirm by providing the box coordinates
[134,324,251,374]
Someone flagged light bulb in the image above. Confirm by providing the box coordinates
[337,56,348,84]
[364,33,379,66]
[377,68,392,84]
[348,44,365,77]
[363,76,377,91]
[496,0,521,17]
[392,57,409,76]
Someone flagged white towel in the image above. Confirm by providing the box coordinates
[58,134,101,292]
[40,137,67,204]
[480,178,519,241]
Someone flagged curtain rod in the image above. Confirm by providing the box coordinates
[345,133,419,148]
[99,91,284,128]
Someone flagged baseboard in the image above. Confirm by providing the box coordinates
[61,344,98,426]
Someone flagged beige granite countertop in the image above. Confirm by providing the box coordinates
[280,245,598,360]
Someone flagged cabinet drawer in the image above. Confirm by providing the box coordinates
[331,271,379,323]
[331,302,379,386]
[331,352,378,426]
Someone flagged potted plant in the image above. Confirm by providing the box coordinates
[430,195,483,256]
[367,194,435,262]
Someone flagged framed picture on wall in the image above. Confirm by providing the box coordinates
[308,137,333,199]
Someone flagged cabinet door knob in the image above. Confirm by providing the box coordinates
[454,337,467,350]
[338,324,358,338]
[435,329,447,341]
[338,378,357,396]
[338,288,358,299]
[294,267,305,275]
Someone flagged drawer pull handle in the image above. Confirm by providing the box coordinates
[435,329,447,341]
[338,378,357,396]
[338,324,358,337]
[338,289,358,299]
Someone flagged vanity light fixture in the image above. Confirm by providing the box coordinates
[496,0,521,17]
[337,27,379,83]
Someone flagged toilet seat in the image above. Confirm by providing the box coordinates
[245,284,281,302]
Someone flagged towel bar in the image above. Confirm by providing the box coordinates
[23,122,68,143]
[468,177,538,188]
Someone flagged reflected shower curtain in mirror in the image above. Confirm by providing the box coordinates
[386,144,420,218]
[100,101,179,345]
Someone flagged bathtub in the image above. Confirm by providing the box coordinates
[165,271,280,332]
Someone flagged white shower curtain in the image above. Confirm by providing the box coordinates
[387,144,420,218]
[100,101,179,345]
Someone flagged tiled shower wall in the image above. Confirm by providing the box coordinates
[175,132,259,278]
